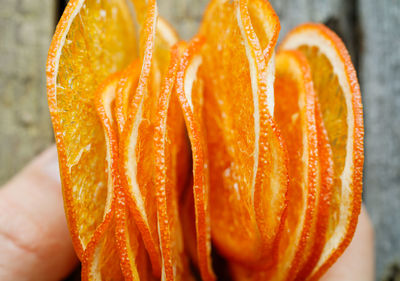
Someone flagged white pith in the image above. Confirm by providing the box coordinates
[101,82,118,218]
[184,55,202,111]
[157,17,178,46]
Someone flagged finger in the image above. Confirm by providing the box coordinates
[321,205,375,281]
[0,145,78,281]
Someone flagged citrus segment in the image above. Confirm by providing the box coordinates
[199,0,287,265]
[47,0,137,258]
[280,23,364,279]
[175,37,216,281]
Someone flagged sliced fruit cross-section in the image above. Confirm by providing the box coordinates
[46,0,137,259]
[280,23,364,280]
[154,42,195,281]
[270,50,320,281]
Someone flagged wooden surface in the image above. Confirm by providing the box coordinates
[1,0,399,280]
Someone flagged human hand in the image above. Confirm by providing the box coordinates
[0,146,374,281]
[0,146,77,281]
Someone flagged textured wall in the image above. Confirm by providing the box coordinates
[0,0,54,184]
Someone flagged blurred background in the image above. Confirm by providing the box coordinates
[0,0,399,280]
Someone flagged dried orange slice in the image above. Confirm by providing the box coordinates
[271,50,320,280]
[81,73,127,281]
[118,0,181,277]
[280,23,364,280]
[293,99,334,281]
[154,43,195,281]
[199,0,287,266]
[229,49,320,281]
[81,71,155,281]
[47,0,137,259]
[175,37,216,281]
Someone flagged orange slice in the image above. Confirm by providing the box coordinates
[82,71,154,281]
[154,43,195,281]
[280,23,364,280]
[175,37,216,281]
[81,73,124,281]
[118,0,162,276]
[293,99,334,281]
[47,0,137,259]
[199,0,287,266]
[229,49,320,281]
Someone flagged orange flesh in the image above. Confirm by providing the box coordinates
[297,45,348,242]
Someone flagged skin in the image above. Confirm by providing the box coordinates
[0,146,374,281]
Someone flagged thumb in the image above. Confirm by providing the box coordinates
[0,145,78,281]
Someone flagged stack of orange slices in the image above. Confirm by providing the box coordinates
[47,0,364,280]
